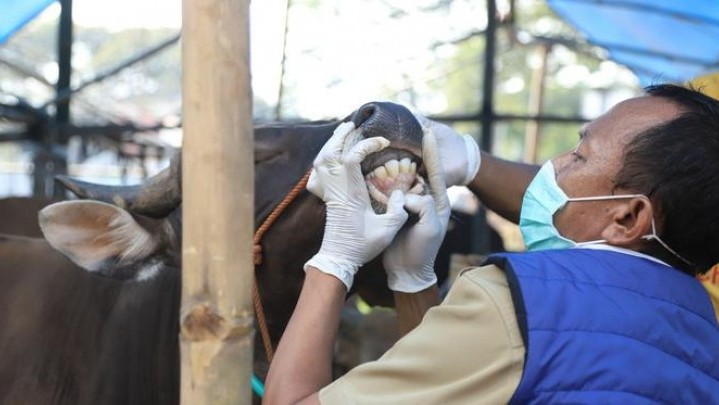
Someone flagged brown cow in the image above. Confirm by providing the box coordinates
[1,102,435,404]
[0,196,61,237]
[0,234,180,404]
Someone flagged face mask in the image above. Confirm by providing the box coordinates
[519,161,692,266]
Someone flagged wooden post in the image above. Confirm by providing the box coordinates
[523,43,550,164]
[180,0,254,403]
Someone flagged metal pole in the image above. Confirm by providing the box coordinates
[34,0,71,198]
[480,0,497,153]
[180,0,254,403]
[55,0,72,127]
[472,0,498,255]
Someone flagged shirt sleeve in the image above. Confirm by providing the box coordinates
[319,264,525,404]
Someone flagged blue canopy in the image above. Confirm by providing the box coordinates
[547,0,719,85]
[0,0,56,45]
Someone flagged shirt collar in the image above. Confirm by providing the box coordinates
[574,243,673,267]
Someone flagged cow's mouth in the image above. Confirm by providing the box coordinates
[348,101,427,214]
[360,147,426,213]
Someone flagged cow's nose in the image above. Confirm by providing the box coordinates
[350,101,421,137]
[351,102,379,129]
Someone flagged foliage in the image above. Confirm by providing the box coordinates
[423,0,639,162]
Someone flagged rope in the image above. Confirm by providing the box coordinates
[252,169,312,363]
[253,170,312,264]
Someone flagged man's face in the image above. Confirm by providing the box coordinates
[551,96,683,242]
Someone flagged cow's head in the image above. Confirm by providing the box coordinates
[38,155,182,280]
[254,101,426,223]
[251,101,430,311]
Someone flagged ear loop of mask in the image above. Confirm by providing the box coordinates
[568,194,694,267]
[568,194,644,247]
[640,221,694,267]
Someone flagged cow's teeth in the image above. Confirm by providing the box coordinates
[385,160,399,177]
[374,165,388,180]
[410,162,417,173]
[399,158,411,173]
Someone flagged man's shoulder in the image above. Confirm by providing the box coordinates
[457,263,509,287]
[444,263,513,311]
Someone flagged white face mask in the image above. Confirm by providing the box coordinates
[519,161,692,266]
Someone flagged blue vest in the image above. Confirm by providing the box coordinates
[484,249,719,404]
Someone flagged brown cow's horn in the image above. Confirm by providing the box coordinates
[55,153,182,218]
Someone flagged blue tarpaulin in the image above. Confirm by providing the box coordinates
[547,0,719,85]
[0,0,56,45]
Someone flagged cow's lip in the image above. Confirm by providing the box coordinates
[360,148,424,178]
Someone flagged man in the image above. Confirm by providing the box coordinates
[265,84,719,403]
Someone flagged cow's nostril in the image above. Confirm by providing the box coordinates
[351,103,377,128]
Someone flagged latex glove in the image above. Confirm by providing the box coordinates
[383,130,451,292]
[305,122,410,290]
[414,114,481,187]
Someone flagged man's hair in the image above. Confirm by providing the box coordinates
[613,84,719,275]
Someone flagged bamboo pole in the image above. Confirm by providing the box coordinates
[180,0,254,403]
[523,43,550,164]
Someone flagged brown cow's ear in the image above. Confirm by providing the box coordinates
[39,201,160,274]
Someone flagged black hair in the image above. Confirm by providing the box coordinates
[613,84,719,275]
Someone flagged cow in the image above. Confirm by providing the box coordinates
[1,101,445,404]
[0,234,180,404]
[0,196,61,237]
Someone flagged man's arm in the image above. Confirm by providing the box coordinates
[263,277,440,404]
[393,285,440,336]
[420,117,539,223]
[467,151,539,223]
[263,267,345,405]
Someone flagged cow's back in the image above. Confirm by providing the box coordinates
[0,197,60,237]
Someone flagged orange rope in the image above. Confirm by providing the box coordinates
[253,169,312,363]
[252,279,275,362]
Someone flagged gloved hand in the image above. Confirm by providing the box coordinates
[383,130,451,292]
[414,114,481,187]
[305,122,409,291]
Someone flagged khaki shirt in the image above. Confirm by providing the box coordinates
[320,265,525,404]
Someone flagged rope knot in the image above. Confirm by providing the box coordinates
[253,244,263,266]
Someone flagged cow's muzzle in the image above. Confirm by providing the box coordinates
[349,102,427,213]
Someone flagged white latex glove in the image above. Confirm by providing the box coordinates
[383,131,451,292]
[415,114,481,187]
[305,122,410,291]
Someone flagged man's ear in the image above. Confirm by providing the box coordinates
[601,197,654,246]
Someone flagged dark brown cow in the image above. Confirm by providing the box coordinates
[0,102,435,404]
[0,196,61,237]
[0,234,179,404]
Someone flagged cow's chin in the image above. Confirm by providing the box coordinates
[363,156,427,214]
